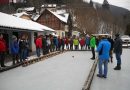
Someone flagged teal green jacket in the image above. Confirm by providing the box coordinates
[90,36,96,48]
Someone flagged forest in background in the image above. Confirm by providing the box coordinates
[0,0,130,35]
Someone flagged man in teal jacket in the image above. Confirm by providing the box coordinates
[96,36,111,78]
[90,35,96,60]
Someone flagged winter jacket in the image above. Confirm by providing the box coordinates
[70,39,73,46]
[19,39,27,49]
[73,39,79,45]
[96,39,111,60]
[35,37,42,48]
[53,37,58,46]
[80,39,85,46]
[11,41,19,54]
[0,38,6,52]
[42,38,47,48]
[65,38,69,45]
[113,37,123,54]
[90,36,96,48]
[85,37,90,45]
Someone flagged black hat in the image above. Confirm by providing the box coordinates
[115,33,120,37]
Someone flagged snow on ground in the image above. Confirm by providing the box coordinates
[90,48,130,90]
[0,51,93,90]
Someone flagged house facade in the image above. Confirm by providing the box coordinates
[36,9,72,37]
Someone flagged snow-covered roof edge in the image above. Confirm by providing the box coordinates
[0,12,55,32]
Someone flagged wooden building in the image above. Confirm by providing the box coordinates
[35,9,72,37]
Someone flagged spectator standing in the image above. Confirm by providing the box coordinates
[19,35,27,62]
[25,35,30,59]
[35,36,42,57]
[0,33,7,67]
[90,35,96,60]
[46,36,51,54]
[70,37,73,50]
[96,36,111,78]
[80,37,85,50]
[113,34,123,70]
[108,36,114,63]
[42,36,47,55]
[53,36,58,51]
[50,36,54,52]
[85,34,90,50]
[61,37,65,51]
[58,36,61,51]
[11,35,19,65]
[73,37,79,50]
[65,37,69,50]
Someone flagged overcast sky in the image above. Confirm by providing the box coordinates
[84,0,130,11]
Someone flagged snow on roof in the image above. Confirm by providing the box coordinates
[0,12,55,32]
[12,12,29,18]
[41,4,57,8]
[22,7,35,11]
[32,9,69,23]
[55,10,66,14]
[32,14,40,21]
[48,10,69,23]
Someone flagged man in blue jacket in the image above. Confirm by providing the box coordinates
[96,36,111,78]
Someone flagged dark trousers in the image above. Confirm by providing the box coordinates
[75,45,78,50]
[19,49,27,62]
[0,52,6,67]
[12,54,19,65]
[70,45,73,50]
[91,47,95,59]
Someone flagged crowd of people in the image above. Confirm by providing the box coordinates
[0,32,123,78]
[0,33,92,68]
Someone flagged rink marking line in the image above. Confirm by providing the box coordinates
[82,57,98,90]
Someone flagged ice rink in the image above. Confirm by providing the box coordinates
[0,51,93,90]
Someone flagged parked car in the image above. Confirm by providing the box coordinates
[121,35,130,47]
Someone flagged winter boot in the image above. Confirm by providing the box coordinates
[114,64,121,70]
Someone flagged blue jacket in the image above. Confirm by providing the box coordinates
[53,37,58,46]
[96,39,111,60]
[85,37,90,45]
[11,41,19,54]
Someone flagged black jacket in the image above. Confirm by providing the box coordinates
[114,37,123,54]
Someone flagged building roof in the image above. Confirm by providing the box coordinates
[12,12,29,18]
[0,12,55,32]
[48,10,69,23]
[33,9,69,23]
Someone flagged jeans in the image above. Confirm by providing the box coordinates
[36,47,41,57]
[19,49,26,62]
[115,53,121,64]
[98,59,108,77]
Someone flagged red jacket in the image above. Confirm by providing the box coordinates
[0,38,6,52]
[80,39,85,46]
[35,37,42,48]
[65,38,69,45]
